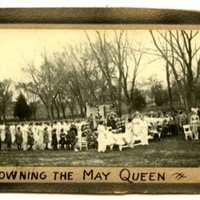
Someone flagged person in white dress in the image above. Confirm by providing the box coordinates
[132,111,141,146]
[0,124,6,149]
[190,108,199,140]
[125,117,134,147]
[105,127,116,150]
[97,122,107,152]
[47,123,52,149]
[9,123,16,144]
[32,123,39,150]
[140,115,149,145]
[21,123,28,150]
[37,123,45,149]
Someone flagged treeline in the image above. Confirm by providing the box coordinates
[1,30,200,121]
[17,31,146,119]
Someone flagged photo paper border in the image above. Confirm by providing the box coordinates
[0,8,200,194]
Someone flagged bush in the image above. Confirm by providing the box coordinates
[14,93,31,120]
[132,89,146,110]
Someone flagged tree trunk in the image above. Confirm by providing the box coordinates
[50,104,55,119]
[182,94,190,123]
[166,63,173,112]
[58,94,66,119]
[190,85,197,108]
[79,104,85,117]
[2,109,6,122]
[117,74,122,117]
[128,103,133,115]
[60,102,66,119]
[69,105,75,119]
[33,111,36,120]
[45,104,52,120]
[53,100,60,119]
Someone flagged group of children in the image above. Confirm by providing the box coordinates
[0,121,78,151]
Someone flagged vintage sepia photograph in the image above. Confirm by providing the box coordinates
[0,28,200,169]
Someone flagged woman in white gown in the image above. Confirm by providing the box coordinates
[140,115,149,145]
[0,124,5,146]
[105,128,116,150]
[190,108,199,140]
[97,122,107,152]
[132,112,141,145]
[125,118,133,145]
[20,123,28,150]
[9,124,16,144]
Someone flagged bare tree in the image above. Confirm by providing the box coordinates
[85,30,143,115]
[0,79,13,121]
[54,51,86,117]
[19,53,62,119]
[68,46,99,104]
[85,31,118,107]
[150,30,200,116]
[109,30,143,113]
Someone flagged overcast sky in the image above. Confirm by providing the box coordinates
[0,29,167,87]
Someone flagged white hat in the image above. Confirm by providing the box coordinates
[191,107,198,114]
[135,111,139,115]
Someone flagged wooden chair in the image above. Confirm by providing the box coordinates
[76,136,88,151]
[183,124,193,140]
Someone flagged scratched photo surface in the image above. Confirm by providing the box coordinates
[0,29,200,168]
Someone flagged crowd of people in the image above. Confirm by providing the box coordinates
[0,109,193,153]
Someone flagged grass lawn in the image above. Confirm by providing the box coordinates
[0,134,200,167]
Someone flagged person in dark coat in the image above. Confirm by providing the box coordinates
[27,127,34,150]
[111,116,117,130]
[15,126,23,150]
[5,125,12,151]
[106,114,112,127]
[43,127,49,150]
[59,128,66,149]
[66,125,77,151]
[51,128,58,150]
